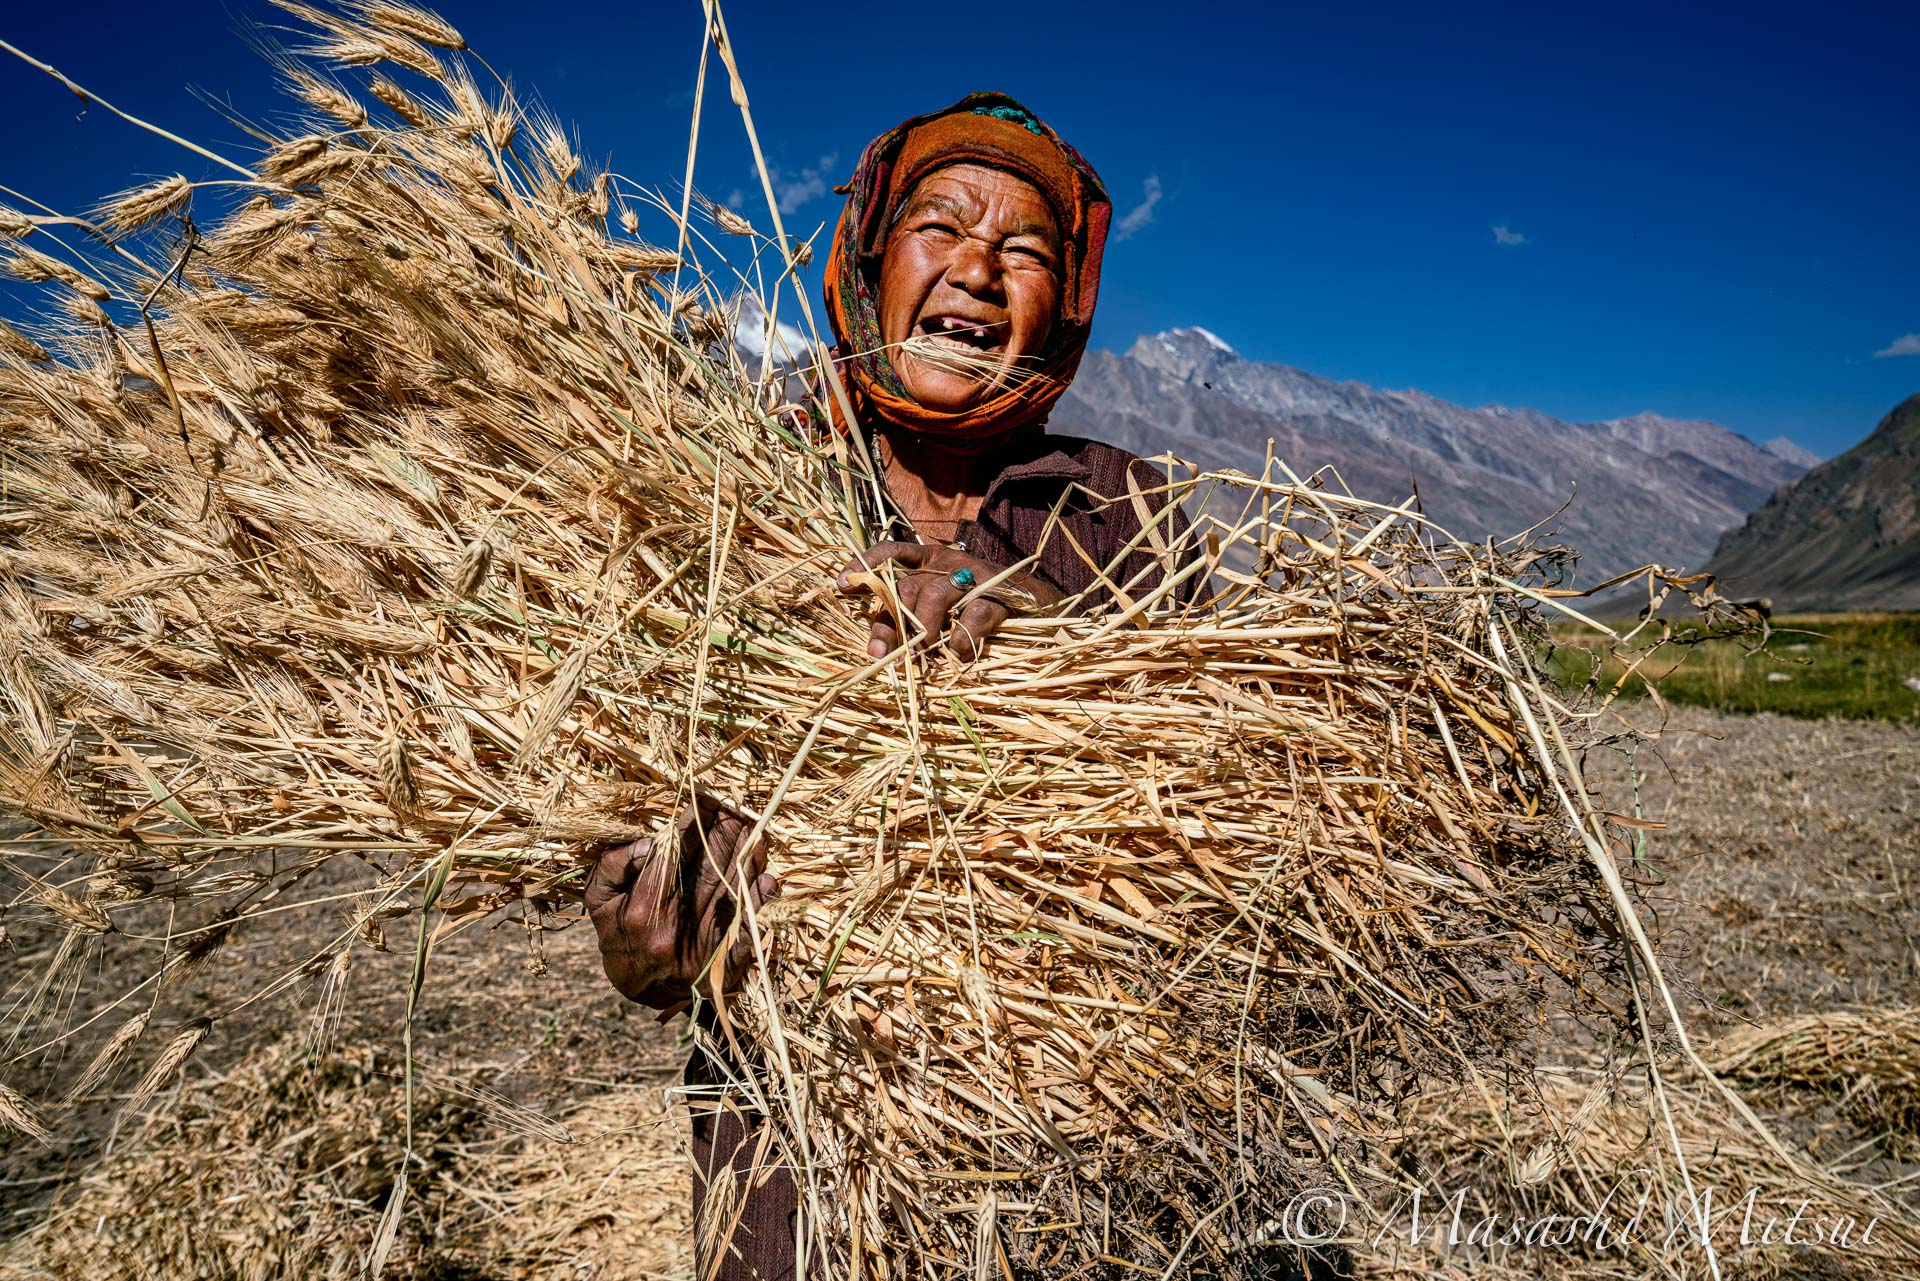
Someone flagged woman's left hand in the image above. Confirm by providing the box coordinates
[837,542,1063,661]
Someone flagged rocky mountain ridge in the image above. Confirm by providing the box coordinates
[1050,328,1815,581]
[1705,393,1920,610]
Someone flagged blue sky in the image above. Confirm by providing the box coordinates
[2,0,1915,457]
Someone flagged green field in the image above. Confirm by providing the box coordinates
[1545,612,1920,722]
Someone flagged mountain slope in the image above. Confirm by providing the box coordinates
[1050,329,1813,581]
[1705,394,1920,610]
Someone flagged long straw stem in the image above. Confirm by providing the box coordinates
[0,38,258,180]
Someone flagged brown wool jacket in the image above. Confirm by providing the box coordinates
[865,428,1208,614]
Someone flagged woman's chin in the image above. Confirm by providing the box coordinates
[897,364,993,414]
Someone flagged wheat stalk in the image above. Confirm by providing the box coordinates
[0,1081,52,1145]
[98,176,193,236]
[120,1019,212,1117]
[67,1010,152,1101]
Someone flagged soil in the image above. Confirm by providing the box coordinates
[1584,705,1919,1028]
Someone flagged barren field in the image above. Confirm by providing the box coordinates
[1585,705,1918,1026]
[3,704,1915,1278]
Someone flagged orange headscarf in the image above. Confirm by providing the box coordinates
[823,93,1111,441]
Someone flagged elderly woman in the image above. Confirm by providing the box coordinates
[583,93,1198,1279]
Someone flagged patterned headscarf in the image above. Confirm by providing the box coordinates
[823,92,1111,441]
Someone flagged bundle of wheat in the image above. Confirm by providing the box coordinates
[1,1037,458,1281]
[0,4,1709,1276]
[0,1032,690,1281]
[1712,1007,1920,1158]
[1357,1031,1920,1281]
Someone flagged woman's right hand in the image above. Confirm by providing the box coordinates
[584,797,777,1011]
[837,541,1064,661]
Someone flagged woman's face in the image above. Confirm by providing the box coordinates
[877,163,1063,413]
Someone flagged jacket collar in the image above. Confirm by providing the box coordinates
[977,432,1095,504]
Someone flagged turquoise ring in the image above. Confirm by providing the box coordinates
[950,568,976,590]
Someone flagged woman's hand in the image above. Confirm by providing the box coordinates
[584,798,777,1011]
[837,542,1064,661]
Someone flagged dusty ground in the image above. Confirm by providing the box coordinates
[1,704,1915,1277]
[1585,705,1919,1027]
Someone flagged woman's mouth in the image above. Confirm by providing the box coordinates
[917,315,1005,353]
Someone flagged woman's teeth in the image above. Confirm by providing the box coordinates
[922,317,1001,350]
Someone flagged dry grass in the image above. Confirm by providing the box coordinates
[0,3,1905,1277]
[1357,1032,1920,1280]
[1712,1010,1920,1159]
[0,1032,690,1281]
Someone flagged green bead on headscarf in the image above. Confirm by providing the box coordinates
[971,105,1042,135]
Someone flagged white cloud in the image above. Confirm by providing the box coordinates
[1115,174,1162,241]
[1492,224,1528,247]
[1873,333,1920,358]
[772,153,838,214]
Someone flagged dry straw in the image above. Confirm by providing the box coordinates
[5,1016,1912,1281]
[1363,1053,1920,1280]
[1711,1007,1920,1156]
[1,1033,688,1281]
[0,3,1899,1277]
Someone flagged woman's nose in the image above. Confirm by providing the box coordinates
[944,237,997,294]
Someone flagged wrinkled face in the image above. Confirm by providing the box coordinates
[877,163,1063,413]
